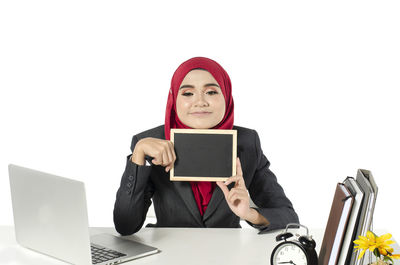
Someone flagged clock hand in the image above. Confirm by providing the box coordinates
[279,261,297,265]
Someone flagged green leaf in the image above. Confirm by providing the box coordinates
[383,256,394,263]
[373,248,380,258]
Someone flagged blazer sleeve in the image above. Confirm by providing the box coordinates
[113,135,155,235]
[247,130,299,233]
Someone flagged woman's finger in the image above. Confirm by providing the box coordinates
[152,149,163,165]
[172,148,176,162]
[163,142,173,164]
[227,188,248,202]
[162,151,169,166]
[217,181,230,198]
[227,188,238,202]
[165,142,176,172]
[228,192,246,205]
[165,161,174,172]
[154,149,164,165]
[235,158,246,188]
[236,158,244,187]
[168,141,176,162]
[227,188,242,201]
[236,157,243,177]
[223,176,241,186]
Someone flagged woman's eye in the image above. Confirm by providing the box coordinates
[207,91,218,95]
[182,92,193,96]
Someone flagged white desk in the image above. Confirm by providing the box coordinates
[0,226,398,265]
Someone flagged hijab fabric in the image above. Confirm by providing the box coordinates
[164,57,234,216]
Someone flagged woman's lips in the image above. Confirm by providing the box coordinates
[189,111,212,116]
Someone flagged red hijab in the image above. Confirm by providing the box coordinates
[164,57,234,216]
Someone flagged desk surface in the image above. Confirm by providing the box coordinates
[0,226,398,265]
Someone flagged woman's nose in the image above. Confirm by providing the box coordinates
[194,94,209,107]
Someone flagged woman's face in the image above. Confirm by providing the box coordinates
[176,69,226,129]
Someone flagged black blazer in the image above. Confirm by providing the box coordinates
[113,125,299,235]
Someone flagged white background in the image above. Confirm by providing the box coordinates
[1,0,399,242]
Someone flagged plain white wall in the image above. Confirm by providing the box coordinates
[1,0,399,241]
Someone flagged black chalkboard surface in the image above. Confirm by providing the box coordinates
[170,129,237,181]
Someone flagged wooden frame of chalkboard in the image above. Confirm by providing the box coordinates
[170,129,237,182]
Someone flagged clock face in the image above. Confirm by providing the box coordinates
[272,242,308,265]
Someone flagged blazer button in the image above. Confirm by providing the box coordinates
[126,182,132,188]
[128,175,134,181]
[126,189,132,195]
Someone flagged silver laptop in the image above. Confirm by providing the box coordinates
[8,164,159,265]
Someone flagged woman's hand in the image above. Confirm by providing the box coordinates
[217,158,269,226]
[217,158,251,219]
[131,137,176,172]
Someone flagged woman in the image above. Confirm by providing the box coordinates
[113,57,298,235]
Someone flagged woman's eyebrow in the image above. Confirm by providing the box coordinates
[179,84,194,90]
[179,83,220,90]
[204,83,220,88]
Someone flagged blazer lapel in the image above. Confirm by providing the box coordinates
[172,181,204,226]
[203,152,244,222]
[202,185,225,221]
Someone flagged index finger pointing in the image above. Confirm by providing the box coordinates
[236,157,243,177]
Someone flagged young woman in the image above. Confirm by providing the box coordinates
[113,57,298,235]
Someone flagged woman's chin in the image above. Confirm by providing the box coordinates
[187,121,218,130]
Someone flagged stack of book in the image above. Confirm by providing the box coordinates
[318,169,378,265]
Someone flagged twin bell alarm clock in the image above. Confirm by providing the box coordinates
[270,223,318,265]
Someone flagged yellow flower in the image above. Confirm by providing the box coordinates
[353,231,377,259]
[353,231,399,261]
[375,233,395,256]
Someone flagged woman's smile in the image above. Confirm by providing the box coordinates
[189,111,212,117]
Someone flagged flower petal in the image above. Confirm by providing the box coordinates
[369,245,377,252]
[379,248,388,256]
[367,231,376,240]
[358,249,367,260]
[358,236,368,241]
[383,240,395,246]
[379,233,392,241]
[353,239,369,248]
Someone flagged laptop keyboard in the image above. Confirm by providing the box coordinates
[91,244,127,264]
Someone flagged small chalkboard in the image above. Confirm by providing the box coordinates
[170,129,237,182]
